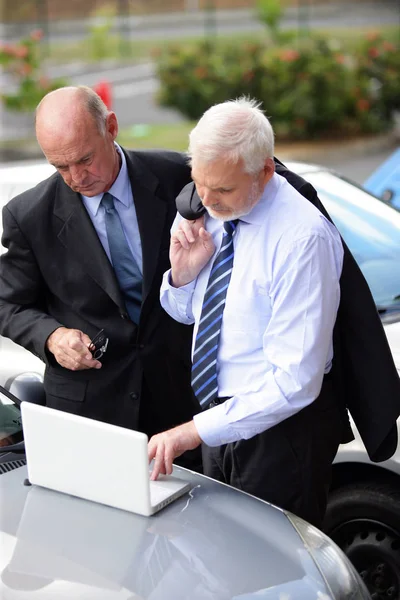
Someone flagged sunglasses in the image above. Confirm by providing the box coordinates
[89,329,109,360]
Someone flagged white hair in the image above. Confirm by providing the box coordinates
[188,97,274,175]
[78,85,109,136]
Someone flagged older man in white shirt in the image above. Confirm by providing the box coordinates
[148,98,344,528]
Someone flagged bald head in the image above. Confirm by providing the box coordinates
[35,86,120,197]
[36,86,108,144]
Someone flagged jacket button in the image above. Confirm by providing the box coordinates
[139,343,145,349]
[120,312,128,320]
[130,392,139,401]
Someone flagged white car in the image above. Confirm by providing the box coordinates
[1,158,400,598]
[0,161,55,389]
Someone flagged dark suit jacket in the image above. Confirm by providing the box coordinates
[0,149,200,443]
[175,159,400,463]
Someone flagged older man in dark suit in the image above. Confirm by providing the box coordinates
[0,86,201,470]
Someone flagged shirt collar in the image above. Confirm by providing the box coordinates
[81,143,131,216]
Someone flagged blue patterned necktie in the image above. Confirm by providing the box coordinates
[101,192,142,324]
[191,220,238,408]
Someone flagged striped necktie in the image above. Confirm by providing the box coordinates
[101,192,142,323]
[191,220,238,408]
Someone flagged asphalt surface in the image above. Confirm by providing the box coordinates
[1,1,398,42]
[1,1,399,139]
[1,0,398,179]
[302,145,397,185]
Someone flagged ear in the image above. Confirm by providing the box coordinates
[106,112,119,141]
[261,157,275,186]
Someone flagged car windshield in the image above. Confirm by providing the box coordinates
[0,388,22,447]
[304,171,400,310]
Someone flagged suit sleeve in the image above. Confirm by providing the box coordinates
[0,205,63,364]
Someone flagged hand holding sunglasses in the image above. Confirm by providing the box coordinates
[89,329,109,360]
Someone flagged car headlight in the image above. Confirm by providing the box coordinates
[287,513,371,599]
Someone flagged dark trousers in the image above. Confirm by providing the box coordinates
[138,379,203,474]
[202,378,342,530]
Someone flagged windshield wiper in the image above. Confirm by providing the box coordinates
[377,300,400,315]
[0,441,25,454]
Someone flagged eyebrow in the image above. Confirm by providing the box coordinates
[191,175,234,192]
[51,153,93,169]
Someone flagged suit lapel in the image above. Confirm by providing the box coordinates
[53,177,126,311]
[124,150,167,302]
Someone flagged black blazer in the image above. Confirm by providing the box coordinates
[0,149,200,434]
[175,159,400,462]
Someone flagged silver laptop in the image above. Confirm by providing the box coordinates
[20,402,191,516]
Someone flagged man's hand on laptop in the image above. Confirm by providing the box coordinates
[46,327,102,371]
[148,421,202,480]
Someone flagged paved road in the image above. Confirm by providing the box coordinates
[2,1,397,42]
[1,1,398,137]
[303,146,397,186]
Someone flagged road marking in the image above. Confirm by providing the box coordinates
[113,79,159,99]
[71,63,155,87]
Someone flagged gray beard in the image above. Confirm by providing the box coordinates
[205,181,263,221]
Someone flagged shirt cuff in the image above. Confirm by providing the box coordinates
[194,403,238,447]
[162,269,196,294]
[161,269,196,315]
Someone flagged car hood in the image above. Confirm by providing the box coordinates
[0,466,331,599]
[384,319,400,371]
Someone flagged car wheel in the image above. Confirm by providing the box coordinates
[324,483,400,600]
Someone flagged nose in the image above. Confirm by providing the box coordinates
[70,164,87,184]
[200,188,216,207]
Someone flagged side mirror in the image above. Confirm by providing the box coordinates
[381,189,394,204]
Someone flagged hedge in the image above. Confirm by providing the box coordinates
[155,32,400,140]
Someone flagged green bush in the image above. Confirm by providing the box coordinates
[156,34,398,140]
[0,31,67,112]
[355,32,400,121]
[255,0,285,42]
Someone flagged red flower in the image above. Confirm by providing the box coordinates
[30,29,44,41]
[357,98,370,112]
[243,70,254,82]
[382,41,396,52]
[1,43,18,57]
[368,47,379,58]
[194,66,208,79]
[39,76,50,88]
[335,54,345,64]
[279,49,300,62]
[19,63,33,76]
[14,45,29,59]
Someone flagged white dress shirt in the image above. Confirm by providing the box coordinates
[161,173,344,447]
[81,143,143,273]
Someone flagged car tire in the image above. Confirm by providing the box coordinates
[324,483,400,599]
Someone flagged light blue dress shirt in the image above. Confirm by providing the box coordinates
[160,173,344,447]
[81,143,143,274]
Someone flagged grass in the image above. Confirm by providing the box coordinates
[43,36,160,65]
[43,24,399,66]
[0,122,195,159]
[116,122,195,151]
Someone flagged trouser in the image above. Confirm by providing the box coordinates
[138,379,203,474]
[202,377,342,530]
